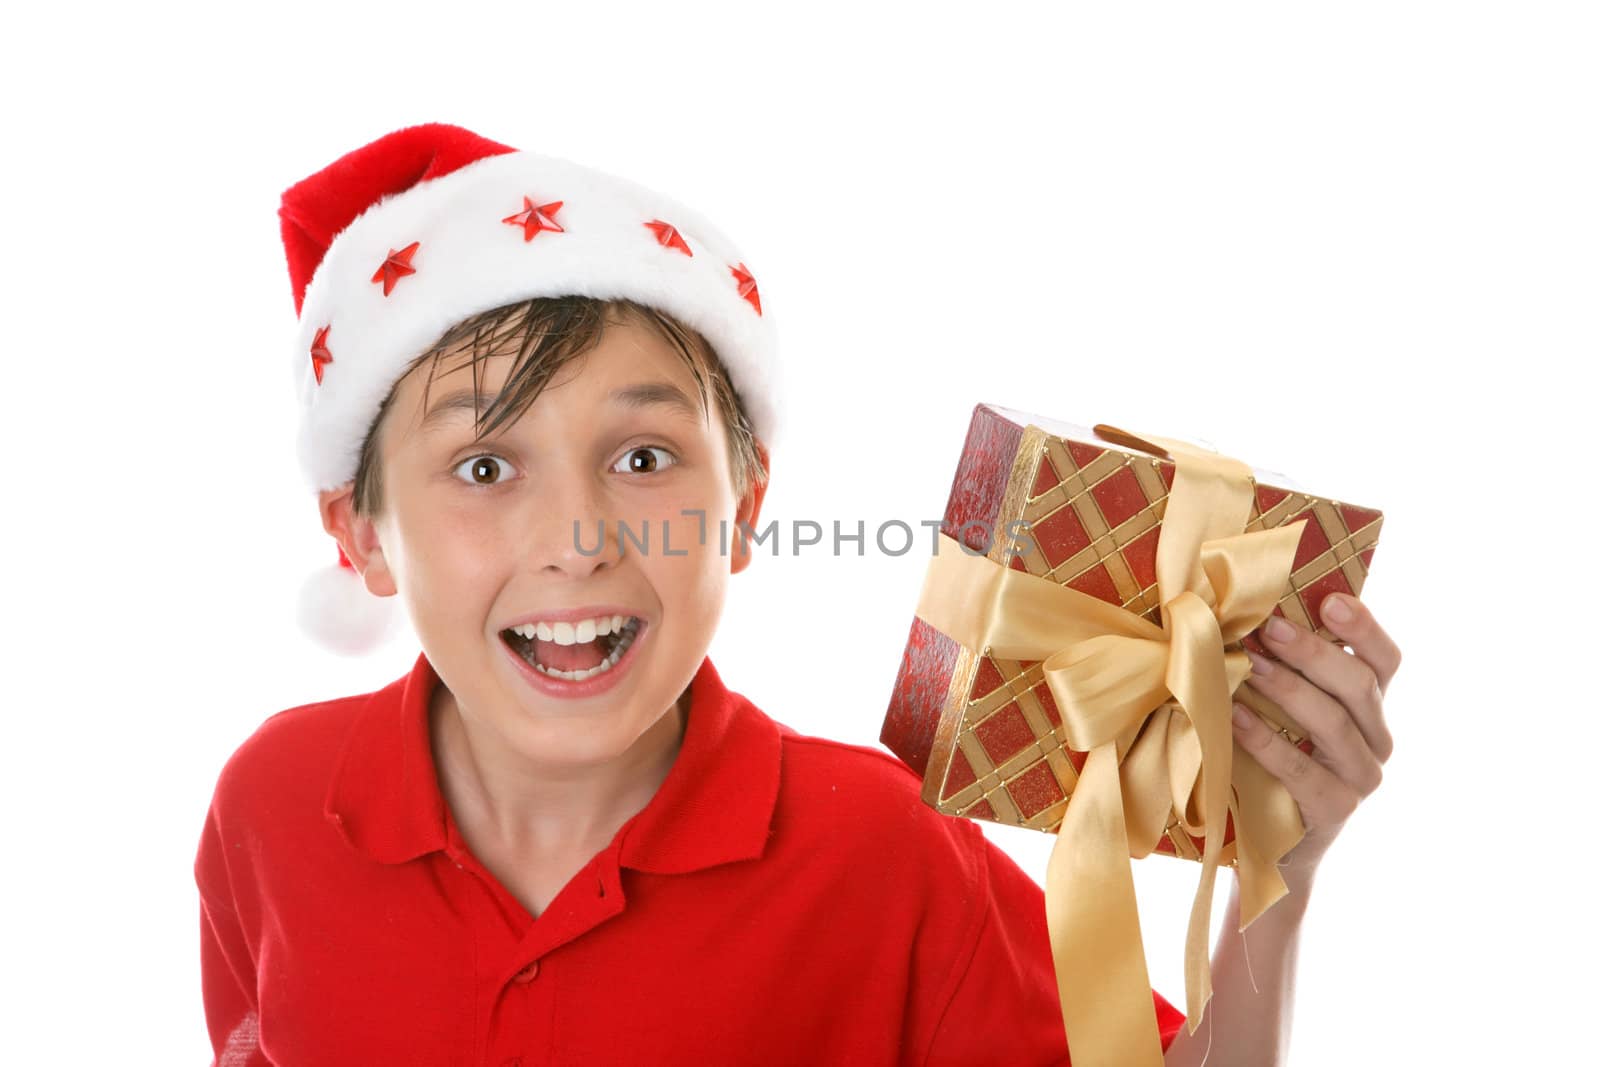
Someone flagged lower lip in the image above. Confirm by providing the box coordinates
[500,622,648,700]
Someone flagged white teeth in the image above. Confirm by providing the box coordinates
[510,615,638,643]
[525,618,641,681]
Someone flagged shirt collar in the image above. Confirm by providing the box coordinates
[323,649,782,875]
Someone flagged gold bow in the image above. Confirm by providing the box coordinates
[913,425,1309,1065]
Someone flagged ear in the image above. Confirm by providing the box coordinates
[729,441,771,577]
[318,484,398,597]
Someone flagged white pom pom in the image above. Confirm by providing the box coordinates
[296,561,399,656]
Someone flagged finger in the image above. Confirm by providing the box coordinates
[1258,612,1394,764]
[1239,662,1383,798]
[1315,593,1403,696]
[1240,681,1348,783]
[1231,702,1361,828]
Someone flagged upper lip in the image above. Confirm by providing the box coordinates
[499,605,646,632]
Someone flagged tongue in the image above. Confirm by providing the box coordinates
[533,637,607,672]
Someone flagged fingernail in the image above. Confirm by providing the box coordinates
[1322,594,1353,623]
[1232,703,1252,729]
[1265,617,1295,643]
[1245,648,1274,676]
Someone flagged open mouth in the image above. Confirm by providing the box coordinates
[500,615,643,682]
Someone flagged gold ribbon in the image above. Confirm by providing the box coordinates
[913,425,1309,1065]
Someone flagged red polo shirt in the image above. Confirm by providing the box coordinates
[196,651,1184,1065]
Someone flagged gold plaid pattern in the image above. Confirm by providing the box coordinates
[928,428,1382,862]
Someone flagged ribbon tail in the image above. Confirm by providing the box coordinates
[1181,829,1224,1035]
[1164,593,1237,1034]
[1120,707,1176,859]
[1045,743,1165,1067]
[1230,741,1306,927]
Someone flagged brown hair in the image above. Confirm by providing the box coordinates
[351,296,767,518]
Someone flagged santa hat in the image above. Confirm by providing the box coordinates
[279,123,781,654]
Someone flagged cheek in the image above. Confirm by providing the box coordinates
[640,530,729,609]
[393,503,506,603]
[684,551,734,626]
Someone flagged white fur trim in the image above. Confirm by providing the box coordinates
[293,150,781,493]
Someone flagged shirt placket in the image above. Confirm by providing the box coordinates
[444,828,628,1065]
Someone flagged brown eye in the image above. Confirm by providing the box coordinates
[453,455,511,485]
[612,446,676,475]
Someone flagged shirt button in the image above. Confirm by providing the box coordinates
[513,960,540,983]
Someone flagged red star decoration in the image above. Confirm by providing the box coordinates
[371,241,420,296]
[645,219,693,256]
[730,262,762,315]
[310,325,333,385]
[502,197,565,241]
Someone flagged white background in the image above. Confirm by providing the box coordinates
[4,2,1595,1063]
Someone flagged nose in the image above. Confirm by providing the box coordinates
[523,467,623,578]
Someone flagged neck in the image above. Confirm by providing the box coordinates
[429,684,689,859]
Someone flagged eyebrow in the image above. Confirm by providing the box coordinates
[417,380,704,432]
[607,381,704,424]
[418,389,495,431]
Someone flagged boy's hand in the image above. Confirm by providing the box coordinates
[1231,593,1401,894]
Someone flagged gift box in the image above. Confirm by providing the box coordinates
[882,404,1382,856]
[880,403,1383,1064]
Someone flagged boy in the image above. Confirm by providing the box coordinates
[196,123,1400,1065]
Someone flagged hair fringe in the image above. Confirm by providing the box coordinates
[351,296,766,518]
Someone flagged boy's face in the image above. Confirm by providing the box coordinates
[328,316,767,766]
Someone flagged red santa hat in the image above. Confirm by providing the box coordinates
[279,123,781,654]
